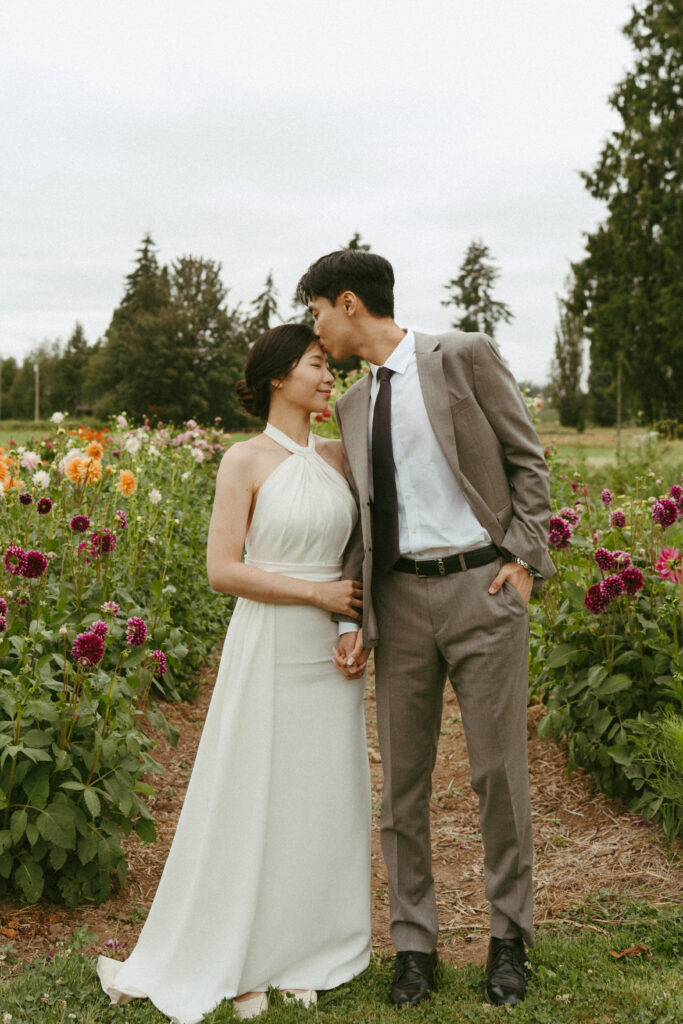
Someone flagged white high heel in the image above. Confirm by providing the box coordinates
[283,989,317,1007]
[233,992,268,1018]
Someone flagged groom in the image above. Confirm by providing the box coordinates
[297,250,554,1008]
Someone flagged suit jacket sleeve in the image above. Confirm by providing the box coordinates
[330,397,364,624]
[469,335,552,574]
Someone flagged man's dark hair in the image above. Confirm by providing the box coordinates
[296,250,395,318]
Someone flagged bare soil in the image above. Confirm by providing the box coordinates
[2,655,681,971]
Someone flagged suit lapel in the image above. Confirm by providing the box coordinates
[339,375,371,503]
[414,333,461,476]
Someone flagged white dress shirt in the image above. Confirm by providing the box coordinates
[339,330,491,636]
[368,330,490,558]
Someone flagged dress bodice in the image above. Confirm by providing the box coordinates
[244,423,357,579]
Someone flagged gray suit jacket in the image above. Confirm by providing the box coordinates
[335,329,555,647]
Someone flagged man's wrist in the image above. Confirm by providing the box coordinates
[338,621,359,636]
[508,555,538,578]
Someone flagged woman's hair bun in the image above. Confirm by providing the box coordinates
[235,379,259,417]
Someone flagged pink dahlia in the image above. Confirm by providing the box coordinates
[150,649,167,676]
[613,550,632,569]
[100,601,120,616]
[610,510,626,529]
[71,631,105,667]
[4,545,28,576]
[585,582,609,614]
[656,548,682,583]
[601,489,612,507]
[126,616,147,647]
[115,509,128,530]
[669,484,682,502]
[620,566,645,595]
[23,550,48,579]
[0,598,7,615]
[558,507,580,528]
[0,615,6,632]
[548,516,572,549]
[594,548,616,572]
[90,620,109,638]
[652,499,678,528]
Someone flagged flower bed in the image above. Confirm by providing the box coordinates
[0,414,232,904]
[531,458,683,841]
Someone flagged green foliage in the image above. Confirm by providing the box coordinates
[0,414,232,903]
[572,1,683,424]
[442,237,514,339]
[530,451,683,839]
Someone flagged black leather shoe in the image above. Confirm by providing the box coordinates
[389,950,439,1007]
[485,937,527,1006]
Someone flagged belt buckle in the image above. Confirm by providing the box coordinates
[414,560,429,579]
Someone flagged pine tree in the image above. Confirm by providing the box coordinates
[572,0,683,423]
[249,272,280,333]
[442,239,514,338]
[548,280,585,428]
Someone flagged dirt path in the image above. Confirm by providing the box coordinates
[2,657,681,969]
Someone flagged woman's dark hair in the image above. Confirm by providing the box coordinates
[296,250,395,318]
[235,323,317,420]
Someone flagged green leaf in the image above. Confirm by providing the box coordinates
[14,854,44,903]
[10,808,28,844]
[591,706,615,738]
[83,788,101,819]
[49,845,67,871]
[595,673,633,697]
[24,766,51,810]
[547,643,580,668]
[135,817,156,843]
[37,801,77,850]
[0,829,12,855]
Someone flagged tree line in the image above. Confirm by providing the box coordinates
[0,233,515,428]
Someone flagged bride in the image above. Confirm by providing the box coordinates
[98,324,371,1022]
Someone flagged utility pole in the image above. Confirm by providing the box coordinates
[34,361,40,421]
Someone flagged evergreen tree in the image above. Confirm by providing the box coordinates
[442,238,514,338]
[248,272,280,333]
[548,279,586,428]
[0,357,18,419]
[342,232,371,251]
[572,0,683,423]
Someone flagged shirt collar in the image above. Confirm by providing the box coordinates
[369,329,415,379]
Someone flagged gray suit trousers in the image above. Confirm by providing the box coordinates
[372,556,534,952]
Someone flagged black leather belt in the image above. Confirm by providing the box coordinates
[393,544,500,578]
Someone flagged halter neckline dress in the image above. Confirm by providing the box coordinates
[98,423,371,1024]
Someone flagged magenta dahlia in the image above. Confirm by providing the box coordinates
[18,492,33,507]
[603,574,626,599]
[0,598,7,616]
[594,548,616,572]
[4,545,28,576]
[71,631,105,667]
[613,550,632,569]
[609,510,626,529]
[100,601,120,616]
[115,509,128,530]
[126,616,147,647]
[23,550,48,579]
[548,516,572,549]
[37,497,53,515]
[90,620,109,638]
[669,484,682,502]
[585,582,609,614]
[0,615,6,633]
[69,514,90,533]
[91,530,117,557]
[150,649,167,676]
[601,489,612,507]
[652,499,678,528]
[620,566,645,595]
[558,507,580,528]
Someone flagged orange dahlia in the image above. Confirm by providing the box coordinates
[117,469,137,496]
[86,441,104,460]
[82,458,103,484]
[66,456,85,483]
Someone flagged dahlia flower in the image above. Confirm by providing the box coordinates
[610,510,626,529]
[0,598,7,615]
[115,509,128,530]
[594,548,616,572]
[557,507,580,528]
[18,492,33,506]
[32,470,50,489]
[652,499,678,528]
[548,516,572,549]
[100,601,120,616]
[585,582,609,614]
[4,545,28,576]
[90,530,117,557]
[37,497,53,515]
[71,631,105,667]
[620,566,645,595]
[117,470,137,497]
[69,514,90,533]
[23,550,48,579]
[0,615,6,633]
[126,616,147,647]
[602,574,625,599]
[656,548,682,583]
[90,620,109,638]
[150,649,167,676]
[601,489,612,507]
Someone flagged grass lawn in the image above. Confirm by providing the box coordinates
[1,896,681,1023]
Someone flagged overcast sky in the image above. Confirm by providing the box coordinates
[1,0,634,384]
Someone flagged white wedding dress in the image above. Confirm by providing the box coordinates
[98,424,371,1024]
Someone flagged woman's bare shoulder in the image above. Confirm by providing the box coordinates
[314,436,345,474]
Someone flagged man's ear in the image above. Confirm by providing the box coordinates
[341,290,358,316]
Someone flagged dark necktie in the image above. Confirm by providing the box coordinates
[372,367,399,571]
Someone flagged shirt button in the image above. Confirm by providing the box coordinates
[405,493,411,500]
[397,458,403,464]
